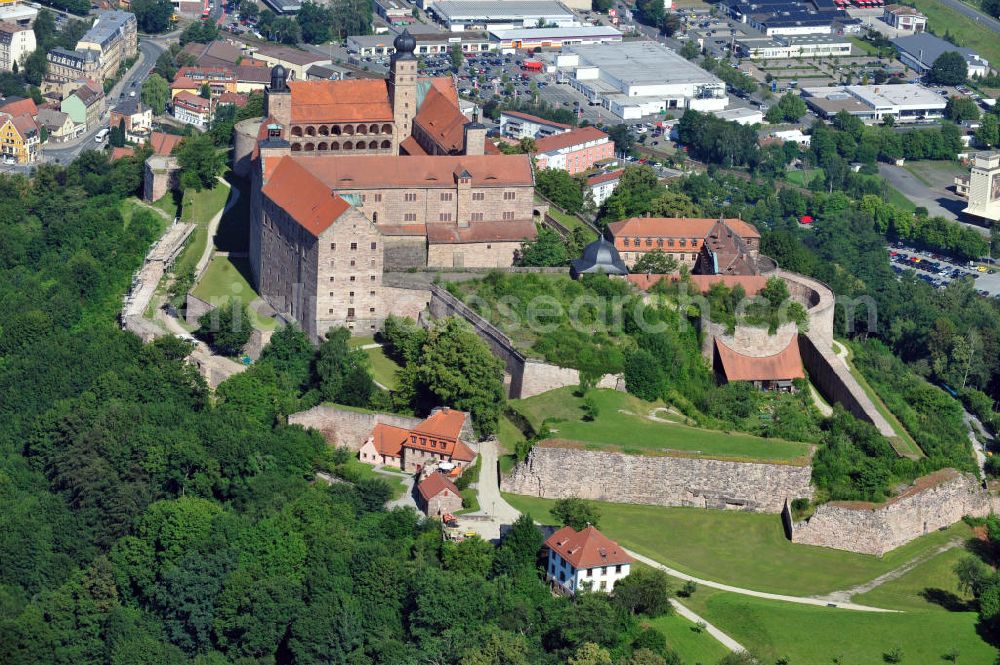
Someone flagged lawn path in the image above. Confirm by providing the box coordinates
[815,540,962,605]
[624,550,898,613]
[194,177,236,279]
[669,600,746,654]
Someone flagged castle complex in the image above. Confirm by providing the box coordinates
[248,30,538,340]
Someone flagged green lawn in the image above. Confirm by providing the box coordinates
[192,256,276,331]
[853,546,976,612]
[511,388,814,464]
[152,191,181,221]
[646,613,730,665]
[173,184,232,278]
[214,175,250,253]
[849,36,879,56]
[348,335,376,348]
[902,159,969,190]
[340,457,408,500]
[682,587,996,664]
[545,206,598,240]
[784,168,823,187]
[365,346,401,390]
[502,493,975,597]
[909,0,1000,70]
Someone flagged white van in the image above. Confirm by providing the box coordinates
[95,128,110,143]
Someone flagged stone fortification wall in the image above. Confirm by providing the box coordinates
[233,118,262,178]
[519,361,622,399]
[502,444,814,513]
[789,469,998,555]
[289,404,476,448]
[382,235,427,271]
[289,405,424,449]
[778,269,834,348]
[701,320,798,359]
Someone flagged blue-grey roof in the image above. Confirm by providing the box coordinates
[570,237,628,277]
[892,33,983,67]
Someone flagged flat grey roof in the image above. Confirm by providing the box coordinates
[433,0,574,20]
[564,41,723,87]
[490,26,621,39]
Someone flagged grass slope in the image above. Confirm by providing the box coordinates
[512,388,813,463]
[646,613,730,665]
[174,184,231,278]
[192,256,275,331]
[909,0,1000,69]
[503,493,974,597]
[683,587,996,664]
[853,546,976,612]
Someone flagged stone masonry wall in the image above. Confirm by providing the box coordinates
[502,444,814,513]
[519,361,623,399]
[288,405,423,449]
[790,469,999,555]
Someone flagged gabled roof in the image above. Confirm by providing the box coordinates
[608,217,760,240]
[545,525,634,569]
[587,168,624,187]
[110,146,135,161]
[501,109,572,129]
[413,85,469,154]
[261,156,352,237]
[235,64,271,83]
[417,472,461,501]
[288,79,394,123]
[369,423,410,457]
[412,407,466,440]
[275,154,534,189]
[715,337,805,382]
[425,220,537,244]
[174,91,211,113]
[149,131,183,155]
[0,97,36,118]
[534,126,609,154]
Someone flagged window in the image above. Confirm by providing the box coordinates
[471,212,483,221]
[668,239,674,247]
[370,275,376,281]
[657,238,664,247]
[328,308,334,314]
[404,213,417,222]
[370,290,376,296]
[615,565,622,573]
[350,276,356,282]
[587,568,593,577]
[472,192,485,201]
[370,242,377,250]
[350,242,358,250]
[601,567,607,575]
[440,192,453,201]
[645,238,652,247]
[329,276,335,282]
[404,192,417,202]
[369,307,375,313]
[373,193,382,202]
[350,259,356,267]
[347,308,355,319]
[503,191,516,200]
[439,213,452,221]
[329,292,334,297]
[330,243,336,250]
[502,211,514,220]
[349,291,354,297]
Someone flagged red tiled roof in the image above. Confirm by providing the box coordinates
[413,85,468,154]
[171,76,198,90]
[412,407,466,440]
[377,222,427,236]
[502,109,571,129]
[370,423,409,457]
[288,79,394,123]
[261,157,352,237]
[417,472,461,501]
[174,91,211,113]
[545,525,634,569]
[176,65,236,81]
[399,135,428,156]
[9,114,37,137]
[534,126,609,154]
[608,217,761,241]
[451,439,476,462]
[715,337,805,382]
[627,274,768,294]
[110,146,135,161]
[587,168,624,187]
[149,131,183,155]
[217,92,249,107]
[0,97,36,118]
[425,220,537,244]
[279,154,534,189]
[235,65,270,83]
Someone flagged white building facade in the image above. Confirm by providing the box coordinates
[544,525,634,595]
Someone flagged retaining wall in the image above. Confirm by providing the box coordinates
[501,443,814,513]
[288,404,476,449]
[789,469,999,555]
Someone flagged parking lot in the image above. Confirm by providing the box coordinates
[888,243,1000,297]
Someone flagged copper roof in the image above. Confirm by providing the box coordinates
[261,157,351,237]
[369,423,409,457]
[534,126,609,154]
[417,472,461,501]
[288,79,394,123]
[608,217,761,240]
[715,337,805,382]
[277,154,534,189]
[425,220,537,244]
[545,525,634,569]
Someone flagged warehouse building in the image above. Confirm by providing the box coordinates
[725,0,860,36]
[735,33,852,59]
[548,41,728,120]
[801,83,946,123]
[430,0,578,32]
[348,30,494,56]
[488,26,622,49]
[892,33,989,78]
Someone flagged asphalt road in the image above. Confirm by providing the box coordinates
[935,0,1000,36]
[42,38,165,164]
[878,163,995,238]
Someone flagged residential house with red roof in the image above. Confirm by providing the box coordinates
[417,471,464,517]
[532,126,614,175]
[172,91,212,128]
[358,407,476,474]
[545,525,634,595]
[607,217,761,274]
[586,168,622,207]
[0,111,38,164]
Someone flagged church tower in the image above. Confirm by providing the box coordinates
[388,29,417,152]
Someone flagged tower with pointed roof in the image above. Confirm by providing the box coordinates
[388,29,418,153]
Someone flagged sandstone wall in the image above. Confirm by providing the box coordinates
[288,405,424,449]
[502,445,814,513]
[232,118,262,178]
[519,361,623,399]
[382,235,428,271]
[790,470,998,555]
[701,320,798,359]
